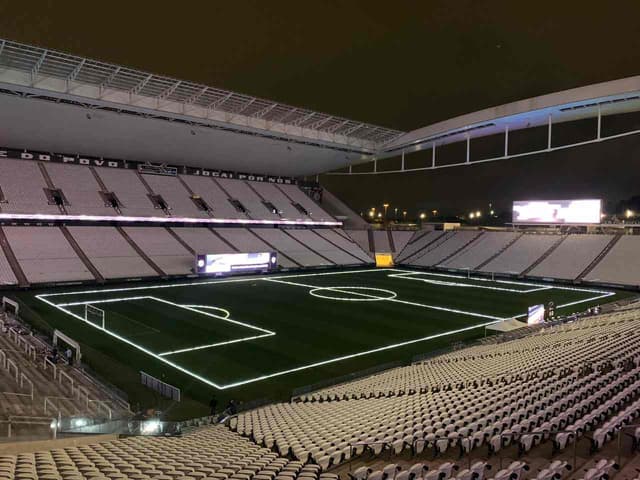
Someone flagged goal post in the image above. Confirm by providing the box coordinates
[84,304,105,330]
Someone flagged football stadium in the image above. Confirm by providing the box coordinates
[1,3,640,479]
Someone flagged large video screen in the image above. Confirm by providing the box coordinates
[195,252,277,275]
[528,304,545,325]
[512,199,601,224]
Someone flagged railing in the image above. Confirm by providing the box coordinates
[0,416,57,439]
[43,356,58,379]
[88,400,113,420]
[58,369,75,394]
[20,372,33,400]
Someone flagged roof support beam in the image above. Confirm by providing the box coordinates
[207,92,234,109]
[100,66,121,92]
[254,103,278,119]
[308,116,334,130]
[326,119,350,133]
[130,74,153,95]
[292,112,316,127]
[158,80,181,100]
[234,98,256,115]
[31,49,47,85]
[0,40,5,56]
[185,86,209,105]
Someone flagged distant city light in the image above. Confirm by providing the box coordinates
[626,209,634,218]
[476,210,481,217]
[490,210,495,215]
[368,210,375,218]
[377,212,382,218]
[419,213,426,220]
[469,212,475,219]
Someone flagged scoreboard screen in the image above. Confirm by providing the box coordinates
[195,252,277,276]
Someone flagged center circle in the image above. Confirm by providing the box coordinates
[309,286,397,301]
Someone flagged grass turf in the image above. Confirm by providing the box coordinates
[8,267,633,419]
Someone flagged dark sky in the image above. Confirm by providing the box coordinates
[1,0,640,131]
[1,1,640,216]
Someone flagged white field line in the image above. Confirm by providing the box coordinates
[35,267,617,390]
[388,271,552,293]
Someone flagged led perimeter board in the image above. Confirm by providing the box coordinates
[195,252,277,276]
[513,199,601,224]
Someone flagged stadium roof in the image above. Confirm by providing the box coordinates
[0,38,403,176]
[1,37,640,177]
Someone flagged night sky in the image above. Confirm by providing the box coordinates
[1,1,640,215]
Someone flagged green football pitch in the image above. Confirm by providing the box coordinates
[16,267,629,417]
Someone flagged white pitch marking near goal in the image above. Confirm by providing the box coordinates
[36,267,617,390]
[84,304,105,329]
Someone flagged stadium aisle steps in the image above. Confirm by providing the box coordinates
[474,232,524,270]
[0,226,28,287]
[282,229,337,266]
[165,227,196,255]
[310,230,365,264]
[247,228,302,268]
[521,235,568,276]
[58,226,104,282]
[436,231,486,266]
[114,226,166,276]
[577,234,623,281]
[396,231,448,264]
[387,229,396,253]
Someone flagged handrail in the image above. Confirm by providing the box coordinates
[20,372,34,401]
[6,358,18,382]
[43,356,57,379]
[0,348,5,369]
[58,369,75,394]
[89,399,113,420]
[0,415,57,439]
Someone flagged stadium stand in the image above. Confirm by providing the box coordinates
[277,184,334,222]
[0,313,130,434]
[0,248,17,286]
[234,307,640,471]
[390,231,413,256]
[68,226,157,279]
[251,182,309,220]
[222,179,281,221]
[478,234,561,275]
[286,229,364,265]
[95,168,160,217]
[584,235,640,287]
[122,227,193,276]
[441,232,521,270]
[314,229,373,263]
[345,230,373,257]
[143,174,210,218]
[395,230,445,263]
[3,227,93,283]
[372,230,392,253]
[170,227,235,256]
[180,175,246,219]
[251,229,331,267]
[43,163,114,216]
[0,159,61,215]
[528,234,615,280]
[216,228,297,269]
[409,231,483,267]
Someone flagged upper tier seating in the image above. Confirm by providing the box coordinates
[0,158,334,222]
[441,232,520,270]
[251,182,310,220]
[479,234,559,275]
[43,163,114,216]
[180,175,246,219]
[143,174,209,218]
[221,179,281,221]
[96,168,159,217]
[0,159,61,214]
[3,227,93,283]
[528,234,614,280]
[584,235,640,286]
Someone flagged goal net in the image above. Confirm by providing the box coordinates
[84,304,105,329]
